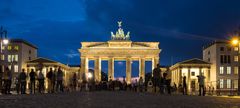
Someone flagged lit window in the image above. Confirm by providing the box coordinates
[14,55,18,62]
[7,45,12,50]
[220,79,224,89]
[8,55,11,62]
[227,66,231,74]
[2,46,5,50]
[234,66,238,74]
[1,54,4,60]
[227,79,231,89]
[220,66,224,74]
[234,47,239,51]
[14,65,18,72]
[234,80,238,89]
[14,46,19,50]
[8,65,11,70]
[234,56,239,62]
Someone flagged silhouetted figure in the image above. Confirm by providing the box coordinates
[182,76,187,95]
[153,64,161,93]
[72,73,77,91]
[52,69,57,92]
[139,77,144,92]
[38,69,45,93]
[56,67,64,92]
[29,69,36,94]
[3,67,12,94]
[47,68,53,93]
[0,67,3,94]
[15,74,20,94]
[197,74,205,96]
[122,79,127,91]
[19,69,27,94]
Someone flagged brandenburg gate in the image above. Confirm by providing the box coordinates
[79,22,161,84]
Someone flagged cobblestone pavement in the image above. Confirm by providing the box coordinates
[0,91,239,108]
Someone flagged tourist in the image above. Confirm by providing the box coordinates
[197,74,206,96]
[182,76,187,95]
[47,68,53,93]
[0,67,3,94]
[19,69,27,94]
[15,73,20,94]
[38,69,45,93]
[52,69,57,92]
[153,64,162,93]
[29,69,36,94]
[56,67,64,92]
[122,78,127,91]
[3,67,12,94]
[72,73,77,91]
[139,77,144,92]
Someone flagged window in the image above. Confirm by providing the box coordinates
[1,54,4,60]
[220,47,224,51]
[8,65,11,70]
[220,66,224,74]
[29,50,31,54]
[8,55,11,62]
[7,45,12,50]
[208,51,210,55]
[227,79,231,89]
[234,80,238,89]
[227,66,231,74]
[14,46,19,50]
[14,65,18,72]
[220,55,224,63]
[234,56,239,62]
[227,55,231,63]
[234,47,239,51]
[234,66,238,74]
[220,79,224,89]
[2,46,5,50]
[191,72,195,76]
[14,55,18,62]
[227,47,231,51]
[208,58,210,62]
[29,57,31,60]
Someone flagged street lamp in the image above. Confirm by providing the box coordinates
[231,37,240,95]
[0,26,9,53]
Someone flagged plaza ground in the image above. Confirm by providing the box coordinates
[0,91,239,108]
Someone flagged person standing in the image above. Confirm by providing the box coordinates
[152,64,162,93]
[197,74,206,96]
[72,73,77,91]
[29,69,36,94]
[56,67,64,92]
[47,68,53,93]
[38,69,45,93]
[139,77,144,92]
[19,69,27,94]
[3,67,12,94]
[182,76,187,95]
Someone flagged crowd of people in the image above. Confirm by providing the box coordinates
[0,64,207,96]
[0,67,70,95]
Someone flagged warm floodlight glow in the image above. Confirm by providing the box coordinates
[2,39,9,45]
[87,73,93,79]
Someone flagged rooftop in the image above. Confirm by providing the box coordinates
[202,40,228,50]
[10,39,38,49]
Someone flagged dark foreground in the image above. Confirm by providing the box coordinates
[0,91,239,108]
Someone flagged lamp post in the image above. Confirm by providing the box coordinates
[0,26,9,68]
[231,37,240,95]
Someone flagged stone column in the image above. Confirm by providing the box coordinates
[139,58,145,82]
[126,57,132,84]
[179,68,183,86]
[108,57,114,81]
[151,57,159,72]
[94,57,101,82]
[80,57,88,82]
[187,68,191,91]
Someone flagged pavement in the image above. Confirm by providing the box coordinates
[0,91,239,108]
